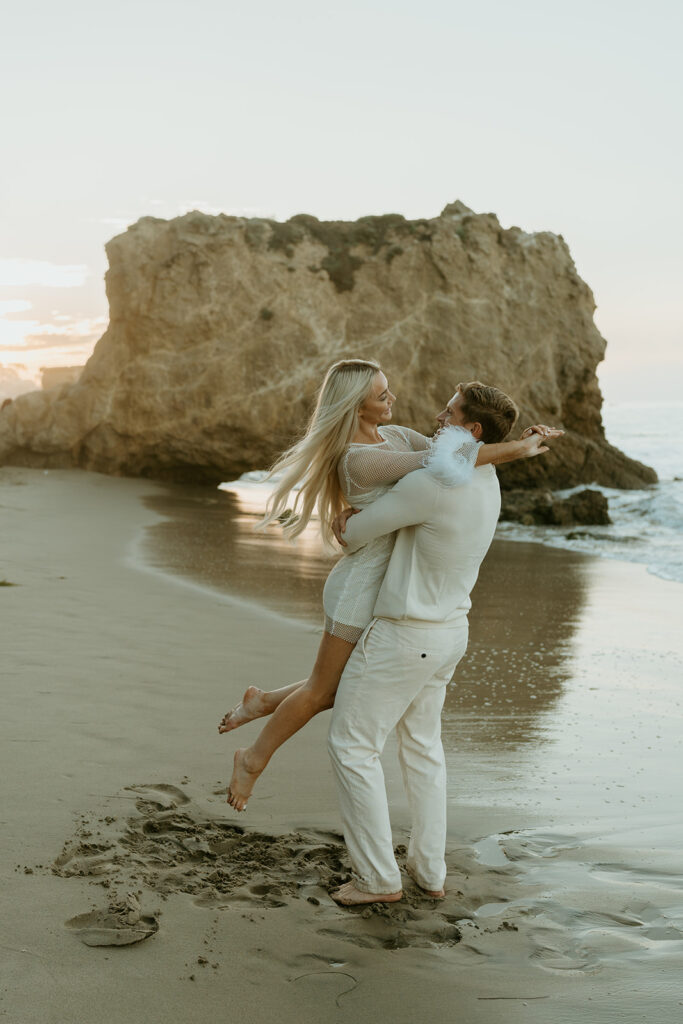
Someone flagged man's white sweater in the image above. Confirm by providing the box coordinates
[342,428,502,627]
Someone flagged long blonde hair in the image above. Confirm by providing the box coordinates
[259,358,382,543]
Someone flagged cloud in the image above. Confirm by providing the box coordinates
[1,336,76,352]
[0,318,40,347]
[0,363,39,400]
[0,259,89,288]
[0,299,32,315]
[29,317,107,338]
[0,316,107,353]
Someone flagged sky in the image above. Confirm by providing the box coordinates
[1,0,681,403]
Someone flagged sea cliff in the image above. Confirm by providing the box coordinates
[0,202,655,489]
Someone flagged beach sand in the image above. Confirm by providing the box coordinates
[2,467,682,1024]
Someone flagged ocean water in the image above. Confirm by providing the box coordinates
[497,401,683,584]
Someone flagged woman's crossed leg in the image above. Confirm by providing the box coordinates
[221,631,355,811]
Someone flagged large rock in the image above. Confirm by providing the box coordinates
[0,202,656,488]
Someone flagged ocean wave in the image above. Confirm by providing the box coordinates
[494,404,683,584]
[497,478,683,584]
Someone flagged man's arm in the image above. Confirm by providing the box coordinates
[477,425,565,466]
[342,470,435,553]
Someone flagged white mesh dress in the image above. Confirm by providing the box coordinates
[322,424,482,642]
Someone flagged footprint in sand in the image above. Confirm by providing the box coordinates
[125,784,190,810]
[206,883,289,910]
[318,898,462,951]
[531,944,598,974]
[53,845,116,877]
[65,893,159,947]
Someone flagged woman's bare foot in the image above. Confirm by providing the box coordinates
[218,687,268,734]
[226,748,262,811]
[330,882,403,906]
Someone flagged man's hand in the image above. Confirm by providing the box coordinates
[332,506,360,547]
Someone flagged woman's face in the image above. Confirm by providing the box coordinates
[358,371,395,426]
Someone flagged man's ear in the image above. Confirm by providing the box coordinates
[470,422,483,441]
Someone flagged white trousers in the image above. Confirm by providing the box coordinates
[327,617,469,894]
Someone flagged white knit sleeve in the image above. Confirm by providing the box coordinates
[388,425,432,453]
[342,444,431,496]
[425,425,482,487]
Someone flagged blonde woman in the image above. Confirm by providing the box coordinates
[218,359,557,810]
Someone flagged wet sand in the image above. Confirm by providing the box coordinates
[2,467,683,1023]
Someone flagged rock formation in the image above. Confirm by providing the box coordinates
[500,488,611,526]
[0,203,656,489]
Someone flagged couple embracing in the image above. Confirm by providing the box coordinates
[219,359,561,905]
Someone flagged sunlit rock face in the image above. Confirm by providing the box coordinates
[0,203,656,488]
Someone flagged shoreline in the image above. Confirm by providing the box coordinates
[2,466,682,1024]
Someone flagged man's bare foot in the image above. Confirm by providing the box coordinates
[417,885,445,899]
[218,687,267,734]
[226,748,262,811]
[330,881,402,906]
[406,869,445,899]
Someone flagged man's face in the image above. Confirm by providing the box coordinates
[436,391,467,430]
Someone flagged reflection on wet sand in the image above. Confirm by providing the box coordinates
[142,481,588,755]
[142,484,336,626]
[448,542,588,749]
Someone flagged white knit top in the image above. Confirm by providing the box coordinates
[342,426,501,627]
[322,424,482,641]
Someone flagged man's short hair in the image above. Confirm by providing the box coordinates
[457,381,519,443]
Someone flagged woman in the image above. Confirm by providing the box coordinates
[218,359,557,810]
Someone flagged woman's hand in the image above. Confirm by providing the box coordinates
[517,433,550,458]
[332,507,360,547]
[517,423,564,459]
[520,423,564,440]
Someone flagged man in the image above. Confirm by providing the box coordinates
[327,381,559,905]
